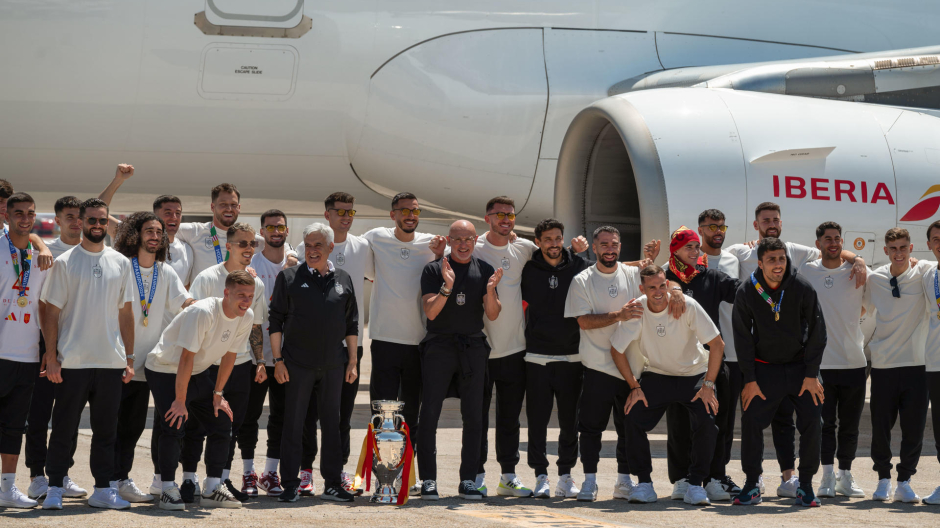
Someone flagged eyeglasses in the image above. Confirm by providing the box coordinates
[264,225,288,233]
[488,212,516,220]
[449,237,476,244]
[231,240,260,249]
[700,224,728,233]
[329,208,357,217]
[395,208,421,217]
[889,276,901,298]
[85,217,109,226]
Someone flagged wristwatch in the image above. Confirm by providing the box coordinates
[273,357,284,364]
[213,390,224,397]
[703,380,716,390]
[440,285,452,297]
[125,354,135,361]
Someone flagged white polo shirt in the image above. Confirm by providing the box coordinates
[124,260,191,380]
[189,263,267,365]
[474,236,537,359]
[175,221,265,279]
[868,261,935,369]
[799,260,870,370]
[706,249,740,362]
[921,264,940,372]
[0,234,50,363]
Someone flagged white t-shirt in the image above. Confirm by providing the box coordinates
[146,297,254,376]
[474,236,537,359]
[564,264,642,379]
[726,240,820,277]
[799,260,870,370]
[250,251,286,366]
[363,227,439,345]
[189,263,266,365]
[175,221,265,279]
[125,261,191,380]
[923,265,940,372]
[611,295,718,377]
[0,234,50,362]
[167,237,194,287]
[39,245,136,369]
[868,261,935,369]
[706,249,740,362]
[46,237,79,260]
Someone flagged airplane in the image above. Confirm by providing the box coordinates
[3,1,940,264]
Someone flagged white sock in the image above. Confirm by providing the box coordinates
[162,481,176,491]
[617,473,633,484]
[264,458,279,474]
[822,464,834,476]
[501,472,516,483]
[221,469,230,482]
[205,477,221,491]
[183,472,196,483]
[559,473,571,482]
[243,460,254,474]
[585,473,597,483]
[839,469,850,479]
[475,473,485,485]
[109,480,119,489]
[1,473,14,492]
[152,474,161,487]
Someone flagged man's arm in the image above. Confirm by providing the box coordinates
[39,302,62,382]
[577,298,644,330]
[99,163,134,239]
[610,346,648,413]
[29,235,53,271]
[165,349,197,429]
[422,259,453,320]
[118,301,135,383]
[731,287,757,384]
[483,267,503,321]
[801,286,827,380]
[692,334,724,414]
[344,335,358,383]
[249,325,263,364]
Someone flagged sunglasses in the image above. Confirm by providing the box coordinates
[700,224,728,233]
[890,276,901,298]
[264,225,288,233]
[329,208,357,217]
[231,240,260,249]
[395,208,421,217]
[489,212,516,220]
[85,217,109,226]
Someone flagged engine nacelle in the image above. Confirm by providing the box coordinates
[555,88,940,264]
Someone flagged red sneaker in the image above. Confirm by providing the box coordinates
[298,469,315,496]
[341,471,363,496]
[242,471,258,497]
[259,471,284,496]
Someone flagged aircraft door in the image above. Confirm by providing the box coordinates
[844,231,875,262]
[204,0,305,29]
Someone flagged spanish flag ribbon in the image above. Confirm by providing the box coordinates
[396,423,416,505]
[354,423,376,492]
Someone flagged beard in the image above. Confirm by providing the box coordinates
[704,236,723,249]
[396,218,417,234]
[84,229,106,243]
[598,253,619,267]
[216,213,236,228]
[760,227,781,239]
[266,238,286,249]
[544,246,562,259]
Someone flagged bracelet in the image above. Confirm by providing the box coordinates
[629,385,641,392]
[273,357,284,364]
[440,285,452,297]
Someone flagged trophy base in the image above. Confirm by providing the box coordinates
[369,484,400,504]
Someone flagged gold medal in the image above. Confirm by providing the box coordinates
[16,296,27,308]
[143,317,149,327]
[775,312,779,322]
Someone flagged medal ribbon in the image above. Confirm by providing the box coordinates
[934,269,939,321]
[750,272,784,321]
[209,225,229,263]
[132,257,159,322]
[7,235,30,300]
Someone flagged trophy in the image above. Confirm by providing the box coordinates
[368,400,409,503]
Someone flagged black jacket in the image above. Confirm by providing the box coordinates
[521,247,590,356]
[268,264,358,370]
[666,267,739,331]
[731,259,826,384]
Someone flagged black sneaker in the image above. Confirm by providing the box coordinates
[720,475,742,494]
[278,485,300,503]
[421,480,439,501]
[796,486,820,507]
[732,481,762,505]
[225,479,250,502]
[458,480,483,500]
[180,479,198,503]
[320,485,354,502]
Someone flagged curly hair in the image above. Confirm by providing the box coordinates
[114,211,169,262]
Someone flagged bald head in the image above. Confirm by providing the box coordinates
[447,220,478,263]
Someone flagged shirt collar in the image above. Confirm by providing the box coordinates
[307,260,335,277]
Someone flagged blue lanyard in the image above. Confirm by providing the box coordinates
[7,234,30,299]
[132,257,159,322]
[934,269,939,320]
[209,225,227,263]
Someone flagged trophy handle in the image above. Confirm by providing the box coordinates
[393,413,406,431]
[370,414,384,429]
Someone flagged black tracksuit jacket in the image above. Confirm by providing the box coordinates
[520,247,590,356]
[666,267,739,331]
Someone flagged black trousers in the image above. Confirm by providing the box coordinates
[927,372,940,465]
[239,365,285,461]
[181,361,253,472]
[525,360,582,477]
[280,361,344,489]
[666,362,729,482]
[112,380,150,481]
[628,373,717,487]
[820,367,867,470]
[25,354,78,477]
[370,340,421,452]
[46,368,123,488]
[297,346,363,467]
[740,362,821,484]
[146,368,232,483]
[417,338,488,482]
[870,366,928,481]
[726,361,795,475]
[479,351,527,475]
[578,368,630,475]
[722,361,744,474]
[0,359,39,456]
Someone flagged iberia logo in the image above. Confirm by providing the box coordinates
[901,185,940,222]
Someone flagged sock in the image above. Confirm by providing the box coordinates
[1,473,14,492]
[559,473,571,482]
[475,473,485,485]
[205,477,221,491]
[183,472,196,483]
[110,480,119,489]
[822,464,834,476]
[152,474,161,487]
[617,473,633,484]
[501,473,516,483]
[585,473,596,483]
[221,469,230,482]
[265,458,279,474]
[839,469,850,479]
[243,460,254,474]
[163,481,176,491]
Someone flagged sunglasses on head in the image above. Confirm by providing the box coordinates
[889,276,901,298]
[700,224,728,233]
[231,240,260,249]
[329,208,356,217]
[489,212,516,220]
[395,208,421,217]
[85,217,109,226]
[264,225,287,233]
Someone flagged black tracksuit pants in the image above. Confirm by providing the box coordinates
[0,359,38,456]
[296,346,363,467]
[578,368,630,475]
[722,361,744,473]
[740,362,821,485]
[146,368,231,483]
[370,340,421,452]
[725,361,796,475]
[25,340,78,477]
[628,373,717,487]
[46,368,123,488]
[479,351,527,475]
[112,380,150,481]
[239,365,285,461]
[820,367,867,470]
[280,361,344,489]
[870,366,928,481]
[417,338,488,482]
[181,361,253,473]
[927,372,940,465]
[525,360,582,477]
[665,362,729,482]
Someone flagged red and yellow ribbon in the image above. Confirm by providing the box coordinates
[354,422,417,505]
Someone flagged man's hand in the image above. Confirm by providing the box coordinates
[741,381,766,411]
[274,361,289,384]
[213,394,234,420]
[115,163,135,181]
[644,239,661,261]
[284,254,299,269]
[692,384,719,414]
[849,257,867,289]
[182,298,196,309]
[617,298,643,321]
[165,400,188,429]
[441,257,456,288]
[35,246,53,271]
[429,235,447,258]
[570,236,589,254]
[746,239,758,249]
[42,356,63,383]
[668,291,686,319]
[487,266,503,292]
[624,387,648,414]
[122,365,135,384]
[254,364,267,383]
[798,376,825,406]
[245,266,257,278]
[345,362,358,384]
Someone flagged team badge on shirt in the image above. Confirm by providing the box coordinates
[92,264,102,279]
[608,285,618,298]
[336,253,345,266]
[221,330,231,342]
[334,283,343,295]
[501,257,510,270]
[205,237,214,249]
[549,276,558,289]
[685,289,694,297]
[456,292,466,305]
[825,276,834,289]
[656,324,666,337]
[400,248,410,260]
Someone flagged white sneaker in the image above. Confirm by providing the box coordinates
[613,477,635,499]
[42,486,64,510]
[158,484,185,511]
[496,475,533,497]
[776,476,799,498]
[835,471,865,498]
[671,478,689,500]
[533,475,550,498]
[149,475,162,497]
[894,480,920,503]
[872,478,892,501]
[0,485,39,509]
[923,485,940,505]
[554,474,579,498]
[576,480,598,501]
[817,472,836,498]
[684,484,710,506]
[62,475,88,498]
[88,486,130,509]
[628,482,657,503]
[758,475,765,495]
[202,482,242,509]
[704,478,730,501]
[118,478,153,502]
[27,476,48,500]
[474,474,487,497]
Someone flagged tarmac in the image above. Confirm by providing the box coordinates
[5,329,940,527]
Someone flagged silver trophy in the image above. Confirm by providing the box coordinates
[369,400,409,503]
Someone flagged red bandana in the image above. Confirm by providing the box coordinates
[669,226,707,284]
